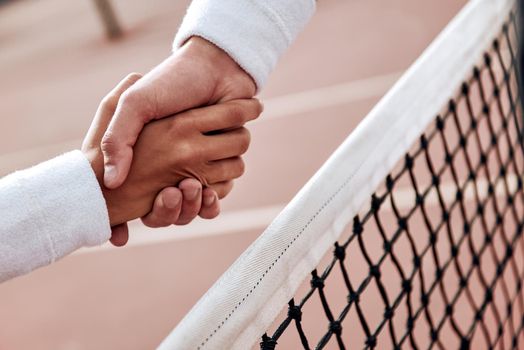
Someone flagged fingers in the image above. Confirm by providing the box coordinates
[83,73,142,151]
[205,127,251,160]
[101,119,138,189]
[206,157,245,184]
[207,180,235,199]
[199,188,220,219]
[122,179,230,234]
[100,73,143,118]
[101,84,155,189]
[141,181,223,227]
[141,187,183,228]
[175,178,203,225]
[110,223,129,247]
[193,99,263,133]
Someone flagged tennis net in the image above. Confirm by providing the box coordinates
[160,0,524,349]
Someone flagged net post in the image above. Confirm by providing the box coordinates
[91,0,123,40]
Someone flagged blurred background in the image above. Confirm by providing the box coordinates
[0,0,466,348]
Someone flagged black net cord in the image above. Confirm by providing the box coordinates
[518,1,524,134]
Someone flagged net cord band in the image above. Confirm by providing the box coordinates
[158,1,514,349]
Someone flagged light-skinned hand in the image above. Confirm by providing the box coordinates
[82,73,261,245]
[99,37,256,233]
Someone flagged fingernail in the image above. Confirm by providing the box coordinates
[162,193,179,209]
[104,164,117,186]
[203,193,215,207]
[187,187,200,201]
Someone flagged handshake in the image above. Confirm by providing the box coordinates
[81,38,262,246]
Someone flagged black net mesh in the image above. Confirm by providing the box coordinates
[261,8,524,350]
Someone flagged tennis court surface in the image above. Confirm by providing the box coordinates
[160,1,524,349]
[5,0,523,349]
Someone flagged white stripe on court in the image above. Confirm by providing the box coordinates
[378,174,521,212]
[79,173,521,252]
[4,66,518,251]
[77,203,286,253]
[0,71,402,176]
[258,71,402,121]
[0,139,81,177]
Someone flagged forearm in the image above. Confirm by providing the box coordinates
[173,0,316,89]
[0,151,110,282]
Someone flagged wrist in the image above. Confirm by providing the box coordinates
[183,36,232,67]
[182,36,256,99]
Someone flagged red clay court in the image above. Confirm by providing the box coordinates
[4,1,523,349]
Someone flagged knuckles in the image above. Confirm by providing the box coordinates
[102,73,143,112]
[251,99,264,117]
[215,181,234,199]
[126,72,143,83]
[231,99,263,124]
[119,90,140,115]
[172,140,199,164]
[227,104,246,126]
[235,158,246,177]
[119,89,155,123]
[256,100,264,115]
[237,128,251,155]
[100,94,119,113]
[120,89,139,107]
[100,131,118,153]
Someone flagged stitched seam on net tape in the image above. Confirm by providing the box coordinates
[197,62,447,348]
[195,2,515,349]
[198,70,481,347]
[197,130,403,348]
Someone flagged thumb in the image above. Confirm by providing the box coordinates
[101,84,151,189]
[110,222,129,247]
[84,73,143,151]
[101,51,218,188]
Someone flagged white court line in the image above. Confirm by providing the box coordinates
[80,173,522,252]
[378,174,521,211]
[258,71,402,121]
[4,67,519,252]
[78,204,286,253]
[0,71,402,176]
[0,139,81,176]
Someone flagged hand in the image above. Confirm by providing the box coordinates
[87,75,220,245]
[113,178,227,246]
[101,37,256,189]
[101,37,256,241]
[82,74,261,244]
